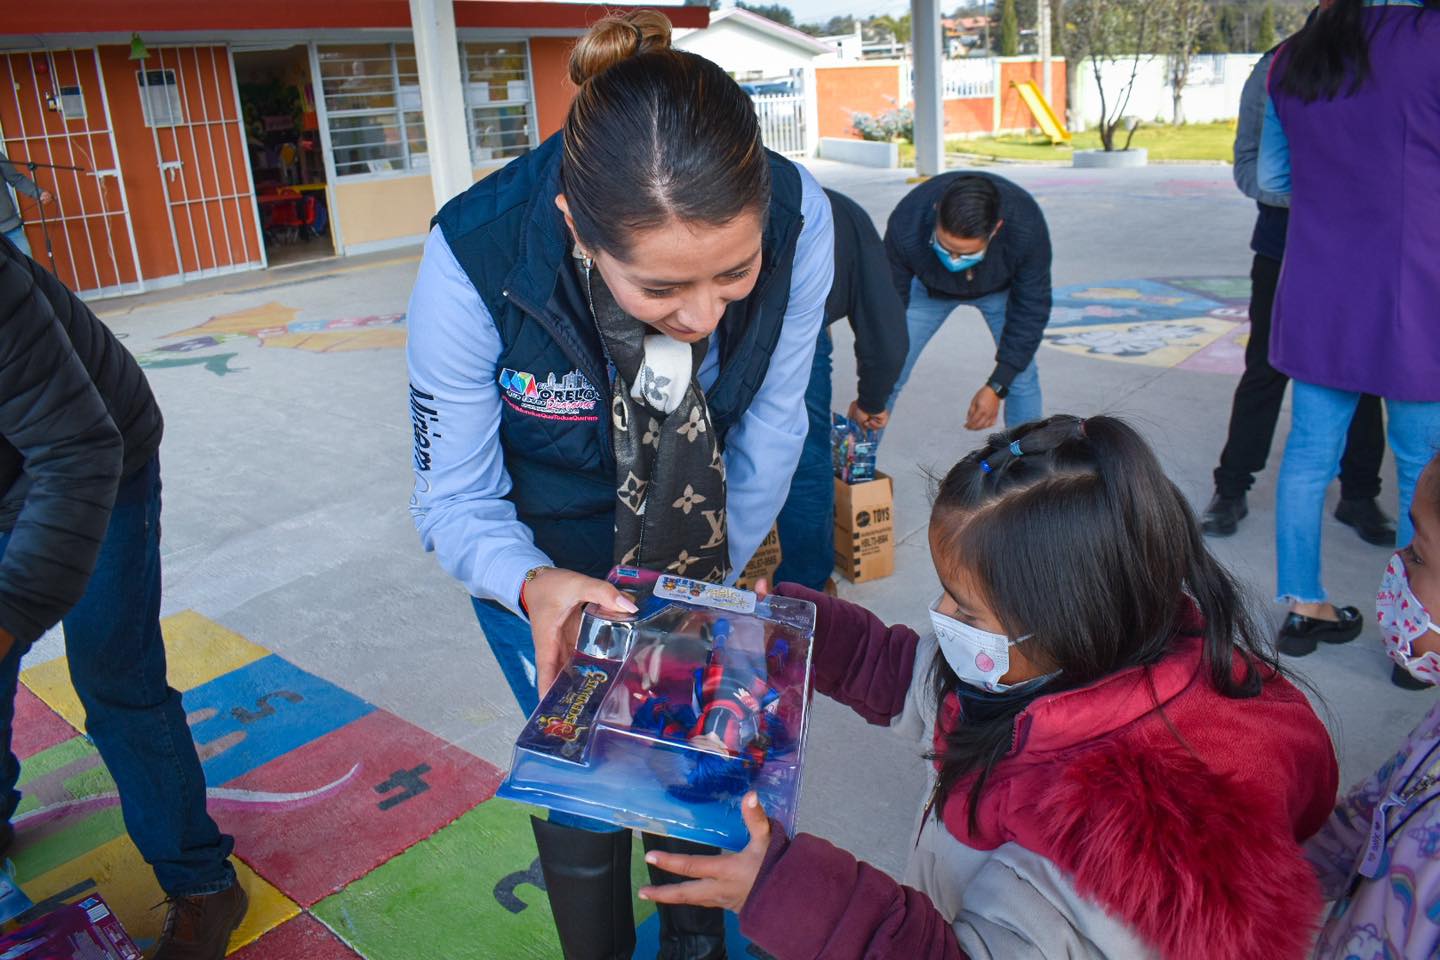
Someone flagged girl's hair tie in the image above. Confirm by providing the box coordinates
[1009,440,1024,457]
[980,460,993,474]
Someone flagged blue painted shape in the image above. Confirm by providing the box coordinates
[183,655,374,786]
[1049,279,1222,327]
[634,909,760,959]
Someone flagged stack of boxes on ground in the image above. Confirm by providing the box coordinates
[832,413,895,583]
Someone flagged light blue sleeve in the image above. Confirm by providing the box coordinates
[406,227,551,618]
[1257,95,1292,198]
[718,163,833,576]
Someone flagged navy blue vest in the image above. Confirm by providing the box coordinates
[433,134,805,579]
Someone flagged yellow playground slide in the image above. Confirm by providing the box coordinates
[1012,80,1070,144]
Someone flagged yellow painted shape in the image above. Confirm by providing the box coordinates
[22,836,297,954]
[166,301,300,340]
[1011,80,1071,143]
[1043,317,1233,368]
[259,328,408,353]
[22,611,268,731]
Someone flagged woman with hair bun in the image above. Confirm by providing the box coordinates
[405,10,834,959]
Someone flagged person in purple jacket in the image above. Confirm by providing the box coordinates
[1260,0,1440,672]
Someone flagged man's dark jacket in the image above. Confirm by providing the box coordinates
[824,189,907,413]
[884,171,1052,390]
[0,236,162,647]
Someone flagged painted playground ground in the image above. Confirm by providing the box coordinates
[8,612,768,958]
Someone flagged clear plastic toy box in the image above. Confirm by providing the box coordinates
[496,567,816,851]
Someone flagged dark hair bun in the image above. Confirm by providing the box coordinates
[569,10,674,86]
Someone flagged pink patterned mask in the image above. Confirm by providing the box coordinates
[1377,553,1440,685]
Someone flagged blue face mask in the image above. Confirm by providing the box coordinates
[932,233,987,273]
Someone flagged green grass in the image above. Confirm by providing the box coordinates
[891,121,1235,167]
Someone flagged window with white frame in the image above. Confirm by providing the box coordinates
[136,70,184,127]
[461,41,536,165]
[316,43,427,177]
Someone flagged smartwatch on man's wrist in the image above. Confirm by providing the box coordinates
[986,379,1009,399]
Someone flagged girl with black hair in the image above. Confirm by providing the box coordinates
[641,415,1338,960]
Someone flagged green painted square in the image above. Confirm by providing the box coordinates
[314,799,654,959]
[12,736,125,883]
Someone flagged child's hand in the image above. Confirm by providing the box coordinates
[639,792,770,913]
[752,578,770,600]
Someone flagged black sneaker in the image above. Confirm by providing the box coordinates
[1277,607,1364,656]
[1335,498,1398,547]
[1392,663,1431,690]
[1202,493,1248,537]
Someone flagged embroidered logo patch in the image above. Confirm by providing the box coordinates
[499,368,600,421]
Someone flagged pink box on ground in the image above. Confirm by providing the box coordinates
[0,895,142,959]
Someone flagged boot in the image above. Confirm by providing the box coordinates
[531,817,636,960]
[641,833,728,960]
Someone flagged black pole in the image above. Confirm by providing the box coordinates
[20,159,87,276]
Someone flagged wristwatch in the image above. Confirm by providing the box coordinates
[986,379,1009,399]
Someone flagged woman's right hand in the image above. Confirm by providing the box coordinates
[525,568,638,697]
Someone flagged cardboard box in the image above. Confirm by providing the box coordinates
[736,525,782,591]
[834,473,894,583]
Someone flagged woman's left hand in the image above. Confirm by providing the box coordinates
[639,791,771,913]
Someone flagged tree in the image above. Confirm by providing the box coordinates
[1070,0,1157,150]
[1000,0,1020,55]
[871,13,913,45]
[737,1,797,28]
[1159,0,1211,124]
[1256,3,1276,50]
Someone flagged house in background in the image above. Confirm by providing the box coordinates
[0,1,707,300]
[674,7,833,158]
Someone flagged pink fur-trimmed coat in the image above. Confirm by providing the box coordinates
[739,586,1339,960]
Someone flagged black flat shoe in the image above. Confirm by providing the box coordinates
[1392,663,1432,690]
[1336,498,1398,548]
[1278,607,1364,656]
[1202,493,1248,537]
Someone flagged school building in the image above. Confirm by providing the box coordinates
[0,1,709,299]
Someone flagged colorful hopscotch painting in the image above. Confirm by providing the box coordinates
[6,613,763,959]
[1043,276,1251,375]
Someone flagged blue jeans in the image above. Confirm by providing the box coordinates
[2,226,31,259]
[1276,381,1440,603]
[773,328,835,591]
[0,457,235,896]
[471,598,618,833]
[887,279,1043,429]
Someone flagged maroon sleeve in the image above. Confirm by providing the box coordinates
[740,827,968,960]
[775,583,920,726]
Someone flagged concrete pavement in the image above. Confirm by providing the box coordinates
[14,158,1430,953]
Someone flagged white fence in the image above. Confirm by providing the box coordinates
[751,93,807,157]
[1073,52,1261,127]
[943,58,996,98]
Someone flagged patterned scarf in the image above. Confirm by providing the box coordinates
[584,263,729,583]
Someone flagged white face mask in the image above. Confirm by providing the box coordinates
[1377,552,1440,685]
[929,596,1031,693]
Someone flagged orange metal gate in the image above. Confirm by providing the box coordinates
[136,45,264,281]
[1,49,144,297]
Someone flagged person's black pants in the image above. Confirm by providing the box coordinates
[1213,253,1385,501]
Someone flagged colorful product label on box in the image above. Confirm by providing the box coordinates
[516,653,620,765]
[655,575,757,615]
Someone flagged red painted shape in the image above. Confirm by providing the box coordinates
[8,2,707,34]
[13,686,78,762]
[229,913,360,960]
[530,37,578,141]
[212,710,503,907]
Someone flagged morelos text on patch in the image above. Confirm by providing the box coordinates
[499,368,600,421]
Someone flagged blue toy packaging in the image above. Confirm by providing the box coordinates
[831,412,879,484]
[497,567,816,851]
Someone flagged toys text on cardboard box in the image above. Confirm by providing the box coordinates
[835,472,895,583]
[497,567,816,851]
